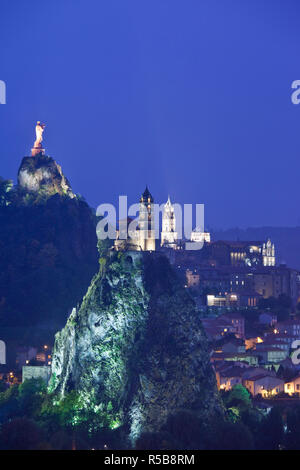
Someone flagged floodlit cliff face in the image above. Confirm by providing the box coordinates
[18,154,75,198]
[50,250,223,441]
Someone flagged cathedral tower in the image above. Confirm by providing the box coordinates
[161,196,178,248]
[139,186,156,251]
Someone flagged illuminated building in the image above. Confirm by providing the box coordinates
[276,319,300,336]
[216,366,243,391]
[285,375,300,396]
[161,196,178,248]
[186,269,200,287]
[115,187,156,251]
[253,346,288,363]
[190,228,211,243]
[22,365,51,384]
[253,265,298,301]
[139,186,156,251]
[262,238,275,266]
[243,374,284,397]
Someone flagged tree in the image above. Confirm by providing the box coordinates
[0,384,19,423]
[0,417,43,450]
[285,405,300,450]
[0,381,7,393]
[257,407,284,450]
[162,410,206,449]
[135,431,177,450]
[0,177,13,206]
[223,384,252,411]
[240,408,264,448]
[205,420,254,450]
[18,377,46,418]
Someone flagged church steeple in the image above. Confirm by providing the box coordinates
[139,186,155,251]
[161,195,177,248]
[140,186,153,203]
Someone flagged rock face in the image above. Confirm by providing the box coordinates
[18,154,75,198]
[50,250,223,442]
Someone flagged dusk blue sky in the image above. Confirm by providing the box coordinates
[0,0,300,229]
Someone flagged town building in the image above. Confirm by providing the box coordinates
[262,239,276,266]
[256,338,290,354]
[190,228,211,244]
[201,313,245,341]
[211,351,259,367]
[253,347,288,364]
[276,319,300,337]
[285,375,300,396]
[206,291,261,308]
[222,313,245,339]
[253,265,299,303]
[186,269,200,287]
[22,365,51,384]
[216,366,243,391]
[207,240,275,268]
[221,338,246,354]
[184,263,298,306]
[259,313,277,326]
[215,363,279,392]
[243,374,284,397]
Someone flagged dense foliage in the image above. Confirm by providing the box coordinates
[0,183,98,338]
[0,378,124,450]
[1,379,300,450]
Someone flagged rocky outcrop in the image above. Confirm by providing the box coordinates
[50,250,223,442]
[18,154,75,198]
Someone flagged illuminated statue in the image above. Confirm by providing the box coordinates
[34,121,45,146]
[32,121,46,156]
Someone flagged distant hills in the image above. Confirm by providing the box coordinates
[211,227,300,270]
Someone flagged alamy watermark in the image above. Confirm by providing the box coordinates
[0,80,6,104]
[96,196,205,250]
[0,340,6,364]
[291,80,300,105]
[291,339,300,365]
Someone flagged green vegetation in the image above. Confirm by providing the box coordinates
[1,359,300,450]
[0,177,13,206]
[0,378,125,450]
[135,386,300,450]
[218,384,300,450]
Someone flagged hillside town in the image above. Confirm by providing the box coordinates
[1,187,300,409]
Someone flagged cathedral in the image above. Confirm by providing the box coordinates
[114,187,180,252]
[114,187,276,268]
